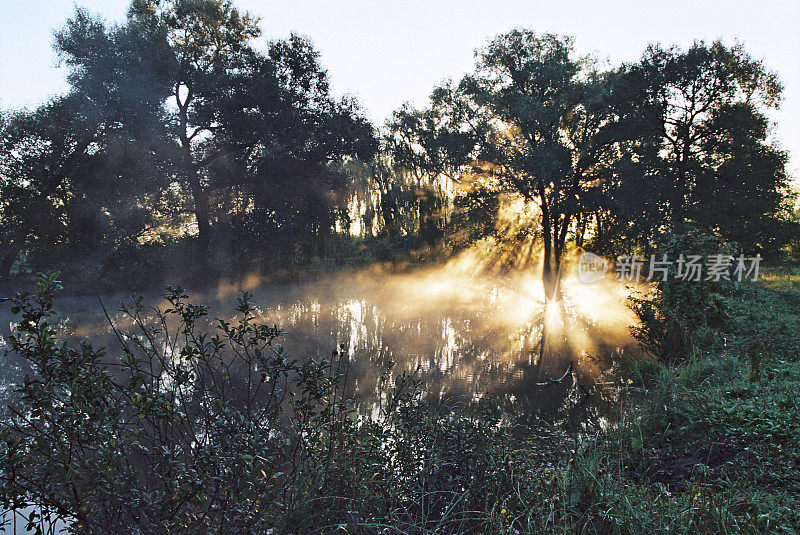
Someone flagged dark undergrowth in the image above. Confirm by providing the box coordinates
[1,266,799,533]
[554,265,800,534]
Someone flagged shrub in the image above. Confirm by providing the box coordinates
[0,274,519,534]
[628,228,731,361]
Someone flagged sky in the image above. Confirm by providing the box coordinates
[1,0,799,178]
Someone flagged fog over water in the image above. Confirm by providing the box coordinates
[1,250,642,433]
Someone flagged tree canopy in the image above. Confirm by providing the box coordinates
[0,7,794,292]
[387,31,794,299]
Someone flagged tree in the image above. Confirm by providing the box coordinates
[0,5,183,291]
[391,31,627,301]
[597,41,793,255]
[0,67,171,292]
[19,0,376,282]
[386,91,482,248]
[122,0,261,255]
[124,1,376,264]
[231,36,376,262]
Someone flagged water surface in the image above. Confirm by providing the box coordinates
[1,266,640,431]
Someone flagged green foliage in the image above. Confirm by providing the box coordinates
[448,186,501,250]
[2,268,800,533]
[0,275,521,534]
[595,40,793,258]
[628,229,731,361]
[389,31,626,296]
[2,274,319,531]
[522,276,800,533]
[0,0,377,291]
[1,11,794,291]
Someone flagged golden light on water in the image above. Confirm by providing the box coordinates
[543,299,564,330]
[32,188,642,433]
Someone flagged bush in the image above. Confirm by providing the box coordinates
[628,229,731,361]
[2,271,798,533]
[0,274,520,534]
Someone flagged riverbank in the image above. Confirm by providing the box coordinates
[524,265,800,533]
[1,266,798,533]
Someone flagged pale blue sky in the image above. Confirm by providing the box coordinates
[1,0,798,178]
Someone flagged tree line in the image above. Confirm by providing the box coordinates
[1,0,796,294]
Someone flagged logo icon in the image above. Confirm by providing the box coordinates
[577,251,608,284]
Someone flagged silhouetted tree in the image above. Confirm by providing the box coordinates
[0,0,377,285]
[596,41,793,255]
[392,31,627,300]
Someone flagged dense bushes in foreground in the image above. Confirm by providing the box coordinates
[0,274,524,533]
[2,271,799,534]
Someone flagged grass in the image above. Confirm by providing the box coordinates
[3,266,800,533]
[522,265,800,534]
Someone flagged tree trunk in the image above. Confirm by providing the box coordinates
[0,243,20,297]
[177,89,212,259]
[189,175,212,253]
[541,211,559,303]
[317,222,329,259]
[539,190,566,304]
[542,249,558,302]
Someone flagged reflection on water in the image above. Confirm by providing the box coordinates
[0,266,641,432]
[239,268,639,431]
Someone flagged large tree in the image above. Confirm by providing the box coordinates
[122,0,261,254]
[392,31,627,300]
[391,34,794,298]
[2,0,377,285]
[217,35,376,261]
[595,41,793,255]
[0,9,174,290]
